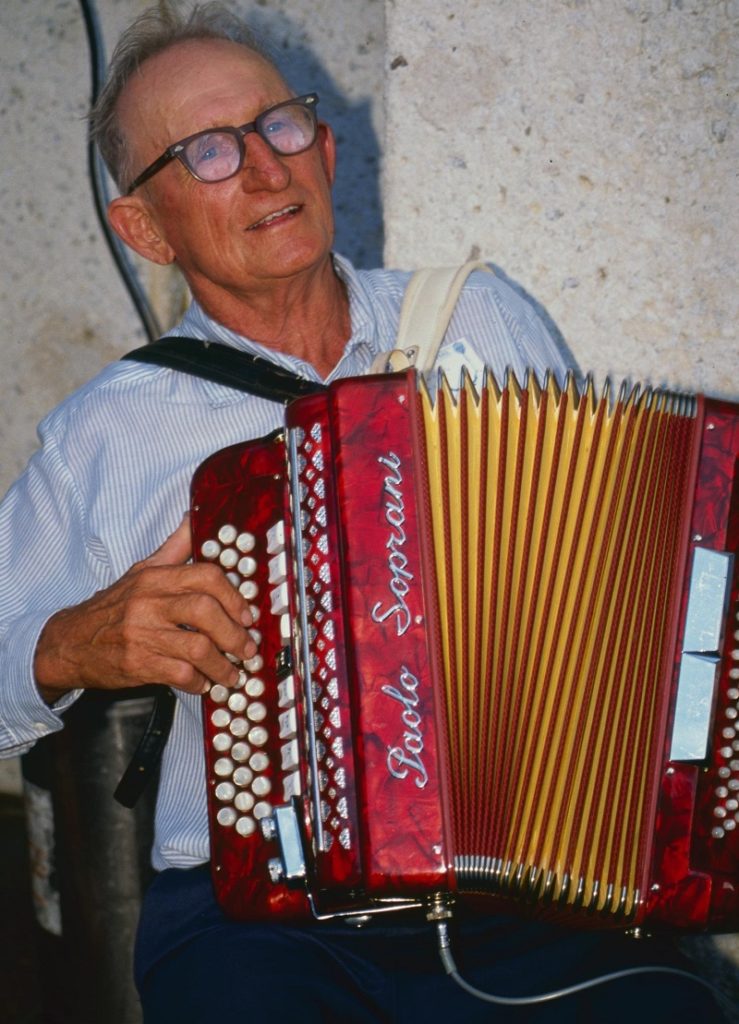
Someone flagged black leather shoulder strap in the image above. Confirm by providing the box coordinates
[123,336,325,403]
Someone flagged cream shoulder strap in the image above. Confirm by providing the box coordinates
[370,260,493,375]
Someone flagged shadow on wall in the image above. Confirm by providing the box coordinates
[242,6,384,269]
[491,263,580,382]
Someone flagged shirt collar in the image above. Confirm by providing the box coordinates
[170,253,388,382]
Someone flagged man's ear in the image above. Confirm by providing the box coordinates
[316,121,337,187]
[107,195,176,266]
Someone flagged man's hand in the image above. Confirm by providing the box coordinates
[34,516,257,704]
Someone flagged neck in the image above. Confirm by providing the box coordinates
[193,259,351,379]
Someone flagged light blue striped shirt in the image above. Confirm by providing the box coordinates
[0,254,569,869]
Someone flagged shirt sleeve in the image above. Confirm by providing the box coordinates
[0,427,108,755]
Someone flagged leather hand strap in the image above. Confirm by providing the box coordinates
[114,337,323,807]
[113,688,176,808]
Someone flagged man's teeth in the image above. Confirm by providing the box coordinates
[250,205,298,228]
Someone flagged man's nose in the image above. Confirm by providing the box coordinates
[239,134,290,190]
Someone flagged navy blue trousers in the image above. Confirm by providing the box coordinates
[135,866,728,1023]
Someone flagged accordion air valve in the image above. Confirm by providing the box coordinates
[191,369,739,930]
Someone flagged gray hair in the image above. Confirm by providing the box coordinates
[89,2,278,192]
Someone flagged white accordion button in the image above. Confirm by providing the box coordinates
[239,580,259,600]
[215,781,236,803]
[212,732,232,753]
[281,739,299,771]
[232,766,254,788]
[216,806,237,827]
[238,556,258,577]
[277,675,295,708]
[236,531,256,553]
[247,701,267,723]
[248,725,269,747]
[249,751,269,773]
[266,520,286,554]
[270,582,289,616]
[245,677,265,699]
[229,717,249,738]
[253,801,272,820]
[268,552,288,585]
[235,815,256,837]
[283,771,302,800]
[231,741,251,762]
[209,684,230,704]
[214,757,234,778]
[279,708,297,739]
[219,548,239,569]
[228,692,247,713]
[252,775,272,797]
[200,539,220,560]
[218,524,237,545]
[243,654,264,673]
[210,708,231,729]
[234,790,255,812]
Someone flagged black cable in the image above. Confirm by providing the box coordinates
[78,0,162,343]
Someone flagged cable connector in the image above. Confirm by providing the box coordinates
[435,920,456,976]
[424,893,455,922]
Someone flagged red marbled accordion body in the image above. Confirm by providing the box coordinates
[190,371,739,930]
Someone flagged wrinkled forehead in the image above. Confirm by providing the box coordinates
[117,38,291,156]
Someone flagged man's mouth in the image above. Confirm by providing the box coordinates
[247,205,300,230]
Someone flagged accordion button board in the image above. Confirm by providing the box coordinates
[191,370,739,931]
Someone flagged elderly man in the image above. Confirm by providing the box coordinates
[0,4,727,1022]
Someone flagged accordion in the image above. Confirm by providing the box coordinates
[190,369,739,930]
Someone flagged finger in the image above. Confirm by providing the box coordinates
[172,561,256,630]
[169,589,258,662]
[171,627,249,690]
[146,514,193,568]
[115,614,247,693]
[126,647,212,696]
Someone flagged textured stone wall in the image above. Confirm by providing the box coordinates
[384,0,737,400]
[0,0,384,789]
[0,0,384,496]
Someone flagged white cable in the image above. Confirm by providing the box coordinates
[435,920,721,1008]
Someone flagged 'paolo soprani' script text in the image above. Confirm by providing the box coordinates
[382,666,428,789]
[370,452,414,637]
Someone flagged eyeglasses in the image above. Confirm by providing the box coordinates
[125,93,319,195]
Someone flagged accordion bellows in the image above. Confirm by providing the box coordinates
[191,369,739,930]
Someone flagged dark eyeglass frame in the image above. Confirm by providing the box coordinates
[125,93,319,195]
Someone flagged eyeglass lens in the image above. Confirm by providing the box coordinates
[182,101,317,182]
